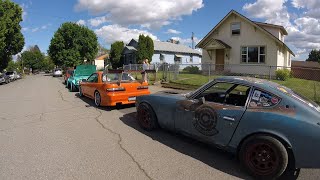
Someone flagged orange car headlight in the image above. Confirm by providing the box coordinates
[106,87,125,92]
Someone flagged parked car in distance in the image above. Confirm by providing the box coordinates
[53,68,63,77]
[67,65,96,92]
[16,73,22,79]
[136,76,320,179]
[5,71,18,81]
[0,73,10,84]
[64,68,74,84]
[79,70,150,107]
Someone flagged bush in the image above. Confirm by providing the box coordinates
[276,69,291,81]
[183,65,201,74]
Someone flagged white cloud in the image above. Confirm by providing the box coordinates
[31,28,39,32]
[166,29,181,34]
[88,16,109,27]
[20,3,28,20]
[22,27,29,32]
[243,0,287,19]
[292,0,320,9]
[94,24,158,44]
[170,36,201,48]
[75,0,204,29]
[76,19,86,26]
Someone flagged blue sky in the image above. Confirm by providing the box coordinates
[13,0,320,60]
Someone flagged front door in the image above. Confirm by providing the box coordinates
[216,49,224,71]
[175,82,251,146]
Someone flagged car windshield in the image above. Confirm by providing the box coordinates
[54,69,61,72]
[5,72,13,75]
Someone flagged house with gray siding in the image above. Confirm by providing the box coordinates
[123,39,202,66]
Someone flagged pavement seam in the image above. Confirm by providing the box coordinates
[94,108,153,180]
[58,89,68,102]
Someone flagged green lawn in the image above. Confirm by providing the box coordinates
[161,72,320,104]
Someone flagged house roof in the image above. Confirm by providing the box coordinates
[254,21,288,35]
[196,10,295,56]
[153,41,202,56]
[95,54,109,60]
[292,61,320,68]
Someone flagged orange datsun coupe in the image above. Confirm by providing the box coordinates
[79,70,150,107]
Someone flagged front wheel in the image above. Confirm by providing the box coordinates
[137,103,158,131]
[239,135,288,179]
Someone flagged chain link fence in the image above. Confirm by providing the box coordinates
[123,63,320,104]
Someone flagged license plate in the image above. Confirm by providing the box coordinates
[128,97,136,101]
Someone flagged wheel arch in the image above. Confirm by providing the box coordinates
[237,132,295,167]
[137,101,159,121]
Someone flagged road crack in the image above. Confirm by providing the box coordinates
[58,89,68,102]
[94,108,152,180]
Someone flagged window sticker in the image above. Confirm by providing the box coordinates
[250,90,280,108]
[252,90,261,101]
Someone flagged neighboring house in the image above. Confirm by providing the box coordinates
[123,39,202,67]
[94,54,109,70]
[291,61,320,81]
[196,10,295,76]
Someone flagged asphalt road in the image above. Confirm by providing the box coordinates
[0,74,319,180]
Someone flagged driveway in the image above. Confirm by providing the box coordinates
[0,74,318,179]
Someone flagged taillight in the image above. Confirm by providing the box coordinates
[106,87,125,92]
[137,86,148,90]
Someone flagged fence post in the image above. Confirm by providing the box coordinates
[208,63,211,82]
[269,66,272,80]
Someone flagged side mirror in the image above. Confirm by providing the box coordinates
[197,97,205,104]
[81,79,87,82]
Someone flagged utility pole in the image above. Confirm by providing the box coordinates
[191,32,195,49]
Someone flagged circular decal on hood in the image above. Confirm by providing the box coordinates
[193,106,219,136]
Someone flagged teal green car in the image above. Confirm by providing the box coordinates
[66,65,96,92]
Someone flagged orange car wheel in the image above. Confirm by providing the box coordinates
[94,91,101,107]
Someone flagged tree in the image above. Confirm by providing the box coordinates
[42,56,55,70]
[0,0,25,71]
[6,60,19,72]
[136,35,154,63]
[48,22,98,67]
[29,45,41,53]
[21,50,45,72]
[109,41,124,69]
[306,49,320,63]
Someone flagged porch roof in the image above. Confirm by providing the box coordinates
[203,39,231,50]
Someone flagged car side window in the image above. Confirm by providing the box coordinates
[198,82,250,106]
[249,89,280,108]
[87,73,98,83]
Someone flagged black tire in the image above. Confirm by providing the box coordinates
[137,103,158,131]
[79,86,83,97]
[239,135,288,180]
[94,91,101,107]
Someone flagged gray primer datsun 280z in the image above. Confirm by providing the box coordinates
[136,76,320,179]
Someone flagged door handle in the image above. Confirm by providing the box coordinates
[223,116,235,122]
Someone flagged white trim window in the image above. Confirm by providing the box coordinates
[231,22,241,35]
[241,46,266,63]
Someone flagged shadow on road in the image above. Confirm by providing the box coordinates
[119,112,252,179]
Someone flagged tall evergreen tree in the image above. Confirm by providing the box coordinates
[136,35,154,63]
[109,41,124,69]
